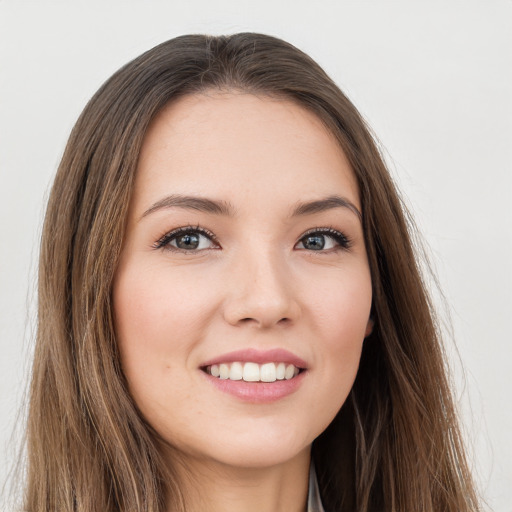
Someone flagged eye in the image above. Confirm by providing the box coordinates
[154,226,219,252]
[295,228,351,252]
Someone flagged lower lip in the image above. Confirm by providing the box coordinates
[201,370,307,403]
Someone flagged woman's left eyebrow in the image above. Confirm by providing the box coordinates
[291,195,362,221]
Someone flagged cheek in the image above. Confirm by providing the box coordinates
[113,263,219,357]
[111,264,227,423]
[307,266,372,384]
[112,264,220,417]
[313,265,372,338]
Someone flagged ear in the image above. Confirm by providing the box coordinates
[364,317,374,338]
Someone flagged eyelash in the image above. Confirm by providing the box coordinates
[152,225,352,253]
[153,225,219,252]
[299,227,352,251]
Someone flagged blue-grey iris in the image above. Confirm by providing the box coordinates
[303,235,325,250]
[176,233,200,249]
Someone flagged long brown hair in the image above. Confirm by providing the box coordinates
[26,33,480,511]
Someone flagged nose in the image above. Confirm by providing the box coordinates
[222,249,301,329]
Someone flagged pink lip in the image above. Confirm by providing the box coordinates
[201,370,307,403]
[200,348,308,369]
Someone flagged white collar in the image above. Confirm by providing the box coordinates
[307,460,325,512]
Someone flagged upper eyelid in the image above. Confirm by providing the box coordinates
[300,226,340,236]
[172,225,217,240]
[298,226,349,240]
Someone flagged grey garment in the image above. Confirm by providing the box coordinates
[307,461,325,512]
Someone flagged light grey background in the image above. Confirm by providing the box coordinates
[1,1,511,510]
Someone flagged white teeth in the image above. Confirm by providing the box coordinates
[206,361,302,382]
[284,364,295,380]
[260,362,277,382]
[219,363,229,380]
[229,362,243,381]
[243,362,260,382]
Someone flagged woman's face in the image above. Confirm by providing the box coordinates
[113,93,372,469]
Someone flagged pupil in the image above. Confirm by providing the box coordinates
[176,233,199,249]
[304,234,325,250]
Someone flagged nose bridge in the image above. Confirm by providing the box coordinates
[223,241,300,328]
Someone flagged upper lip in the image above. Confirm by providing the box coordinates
[200,348,308,369]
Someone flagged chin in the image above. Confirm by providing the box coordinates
[160,418,314,470]
[202,443,310,470]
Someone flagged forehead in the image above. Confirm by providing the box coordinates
[134,92,360,213]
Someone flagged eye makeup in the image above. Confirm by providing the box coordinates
[152,225,219,252]
[295,227,352,252]
[152,223,352,254]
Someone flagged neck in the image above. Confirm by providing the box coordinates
[164,447,311,512]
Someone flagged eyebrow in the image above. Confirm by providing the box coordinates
[291,195,362,221]
[140,194,361,221]
[141,195,236,219]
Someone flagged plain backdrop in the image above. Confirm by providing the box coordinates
[1,1,511,510]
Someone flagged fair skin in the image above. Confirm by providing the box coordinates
[113,92,373,512]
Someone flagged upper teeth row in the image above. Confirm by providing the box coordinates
[206,362,300,382]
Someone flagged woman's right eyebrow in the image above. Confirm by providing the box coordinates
[140,194,236,220]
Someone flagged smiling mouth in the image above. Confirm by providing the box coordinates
[202,361,304,383]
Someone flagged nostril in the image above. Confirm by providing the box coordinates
[239,317,257,325]
[238,317,292,327]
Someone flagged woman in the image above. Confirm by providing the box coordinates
[26,33,480,511]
